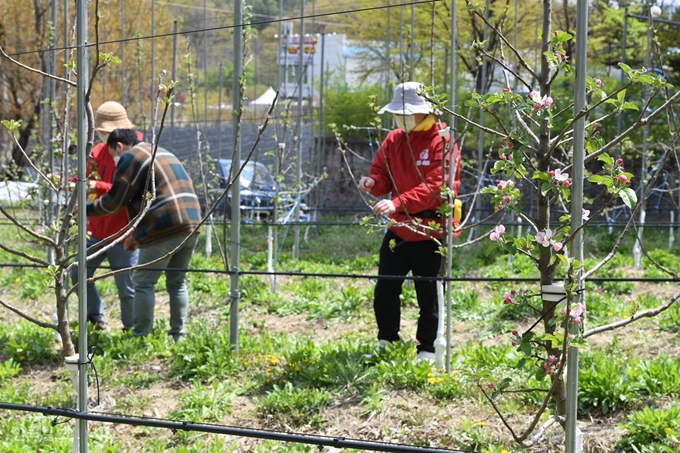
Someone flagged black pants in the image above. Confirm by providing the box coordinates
[373,230,441,353]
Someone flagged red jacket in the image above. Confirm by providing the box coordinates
[83,130,144,240]
[368,122,461,242]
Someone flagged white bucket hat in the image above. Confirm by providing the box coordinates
[95,101,135,133]
[378,81,433,115]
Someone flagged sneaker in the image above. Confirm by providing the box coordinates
[416,351,436,364]
[361,339,393,360]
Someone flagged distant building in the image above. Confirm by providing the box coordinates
[277,22,347,100]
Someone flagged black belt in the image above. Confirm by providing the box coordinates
[412,210,440,219]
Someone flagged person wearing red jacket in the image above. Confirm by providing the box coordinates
[359,82,460,364]
[70,101,141,331]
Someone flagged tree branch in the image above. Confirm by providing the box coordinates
[0,297,55,329]
[584,289,680,338]
[0,45,76,87]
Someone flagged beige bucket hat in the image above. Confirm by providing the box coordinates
[94,101,135,133]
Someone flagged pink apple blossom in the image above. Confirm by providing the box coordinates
[490,224,506,242]
[529,91,554,109]
[535,229,553,247]
[552,168,569,183]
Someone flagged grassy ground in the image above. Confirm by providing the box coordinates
[0,219,679,452]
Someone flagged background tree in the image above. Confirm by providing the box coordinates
[0,0,178,175]
[423,0,680,446]
[0,0,50,177]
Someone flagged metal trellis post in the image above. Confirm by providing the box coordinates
[229,0,243,350]
[566,0,588,450]
[75,0,90,451]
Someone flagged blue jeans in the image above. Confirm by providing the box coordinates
[71,236,139,329]
[132,232,198,338]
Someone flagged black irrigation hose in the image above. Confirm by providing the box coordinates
[1,219,680,227]
[0,402,472,453]
[0,261,679,283]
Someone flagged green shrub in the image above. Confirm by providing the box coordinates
[643,248,680,277]
[171,380,236,422]
[0,358,21,382]
[633,356,680,397]
[618,404,680,451]
[461,343,514,370]
[426,368,467,400]
[0,320,58,366]
[271,279,370,321]
[452,287,486,322]
[596,254,635,295]
[659,302,680,333]
[170,321,240,381]
[359,383,388,418]
[0,413,72,451]
[579,353,639,414]
[256,381,333,428]
[370,344,433,390]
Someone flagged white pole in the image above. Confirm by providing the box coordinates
[445,0,457,373]
[267,225,276,291]
[293,0,305,258]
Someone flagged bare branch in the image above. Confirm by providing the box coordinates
[0,297,55,329]
[584,289,680,338]
[0,44,76,87]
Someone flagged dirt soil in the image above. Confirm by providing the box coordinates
[4,275,680,452]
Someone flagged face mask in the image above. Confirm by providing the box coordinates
[393,115,417,132]
[113,155,120,165]
[97,131,109,143]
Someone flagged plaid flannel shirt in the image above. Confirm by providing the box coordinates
[86,143,201,247]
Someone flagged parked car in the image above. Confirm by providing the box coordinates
[0,180,39,207]
[204,159,275,221]
[205,159,308,222]
[0,168,40,207]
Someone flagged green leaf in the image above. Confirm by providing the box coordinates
[542,334,561,348]
[541,182,551,196]
[1,119,22,131]
[498,377,512,390]
[513,151,523,166]
[618,62,633,76]
[597,153,614,167]
[619,187,638,209]
[617,90,626,103]
[553,30,573,43]
[569,337,590,350]
[556,254,569,267]
[532,171,550,182]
